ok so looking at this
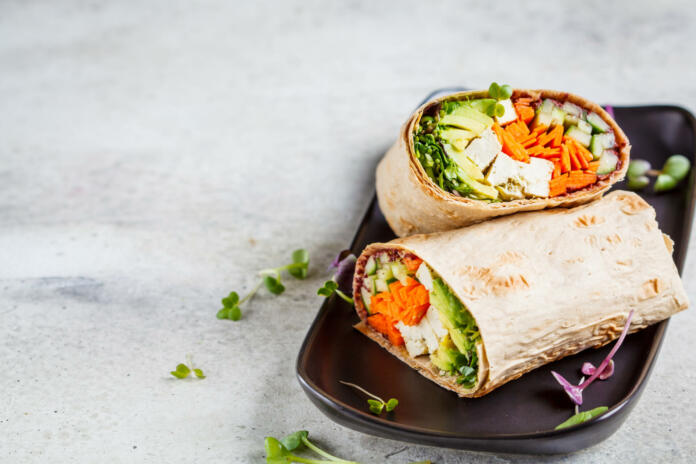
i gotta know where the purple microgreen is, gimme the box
[581,360,614,380]
[551,310,634,405]
[603,105,615,119]
[329,249,353,270]
[334,254,357,293]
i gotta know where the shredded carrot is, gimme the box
[370,277,430,330]
[549,174,568,197]
[568,144,582,170]
[566,170,597,191]
[551,125,563,148]
[573,140,594,162]
[588,160,600,172]
[494,124,529,162]
[367,313,404,346]
[560,145,571,173]
[515,105,535,124]
[552,162,561,178]
[403,256,423,272]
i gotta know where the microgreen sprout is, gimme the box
[488,81,513,117]
[264,430,430,464]
[170,354,205,379]
[217,248,309,321]
[626,155,691,193]
[318,250,356,304]
[551,310,634,405]
[555,406,608,430]
[340,381,399,415]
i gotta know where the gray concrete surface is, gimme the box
[1,0,695,462]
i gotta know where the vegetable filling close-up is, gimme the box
[359,252,481,389]
[413,84,621,201]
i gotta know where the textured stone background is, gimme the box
[1,0,695,462]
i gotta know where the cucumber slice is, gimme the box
[565,126,592,147]
[375,277,388,293]
[564,114,580,128]
[361,287,372,312]
[562,101,583,118]
[376,266,393,283]
[532,111,554,128]
[365,256,377,276]
[364,275,376,295]
[586,112,610,133]
[577,119,593,134]
[390,262,409,286]
[590,133,616,160]
[550,107,566,126]
[539,99,555,114]
[597,150,618,175]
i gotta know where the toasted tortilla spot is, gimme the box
[574,214,605,228]
[640,278,664,300]
[618,192,650,215]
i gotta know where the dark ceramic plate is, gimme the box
[296,89,696,454]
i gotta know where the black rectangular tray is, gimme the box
[296,89,696,455]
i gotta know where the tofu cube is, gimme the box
[495,99,518,125]
[462,128,502,171]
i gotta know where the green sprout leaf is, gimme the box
[367,399,384,415]
[488,82,500,99]
[662,154,691,182]
[193,368,205,379]
[385,398,399,412]
[263,275,285,295]
[221,291,239,308]
[280,430,308,452]
[628,159,651,178]
[555,406,608,430]
[654,173,677,192]
[317,280,338,297]
[170,363,191,379]
[494,102,505,117]
[499,84,512,100]
[264,436,289,461]
[288,249,310,279]
[627,175,650,191]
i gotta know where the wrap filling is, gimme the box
[359,252,480,389]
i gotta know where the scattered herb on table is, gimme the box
[264,430,429,464]
[217,248,309,321]
[340,381,399,415]
[551,310,634,405]
[555,406,609,430]
[318,250,356,304]
[170,354,205,379]
[626,155,691,192]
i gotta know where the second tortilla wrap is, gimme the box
[352,191,688,397]
[377,89,630,237]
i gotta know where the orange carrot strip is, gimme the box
[560,145,571,173]
[573,140,594,162]
[403,256,423,272]
[568,144,582,170]
[549,174,568,197]
[588,160,600,172]
[553,162,561,178]
[551,125,563,148]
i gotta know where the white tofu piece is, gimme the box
[519,157,554,197]
[495,99,518,125]
[485,152,525,200]
[415,262,433,292]
[425,305,448,340]
[462,128,501,171]
[395,306,447,357]
[395,321,428,357]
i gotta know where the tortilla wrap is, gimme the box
[352,191,688,397]
[377,89,631,237]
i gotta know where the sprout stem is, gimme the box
[339,381,385,404]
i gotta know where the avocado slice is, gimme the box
[430,335,460,372]
[449,105,494,127]
[430,277,480,356]
[454,167,498,200]
[439,113,488,136]
[439,128,476,151]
